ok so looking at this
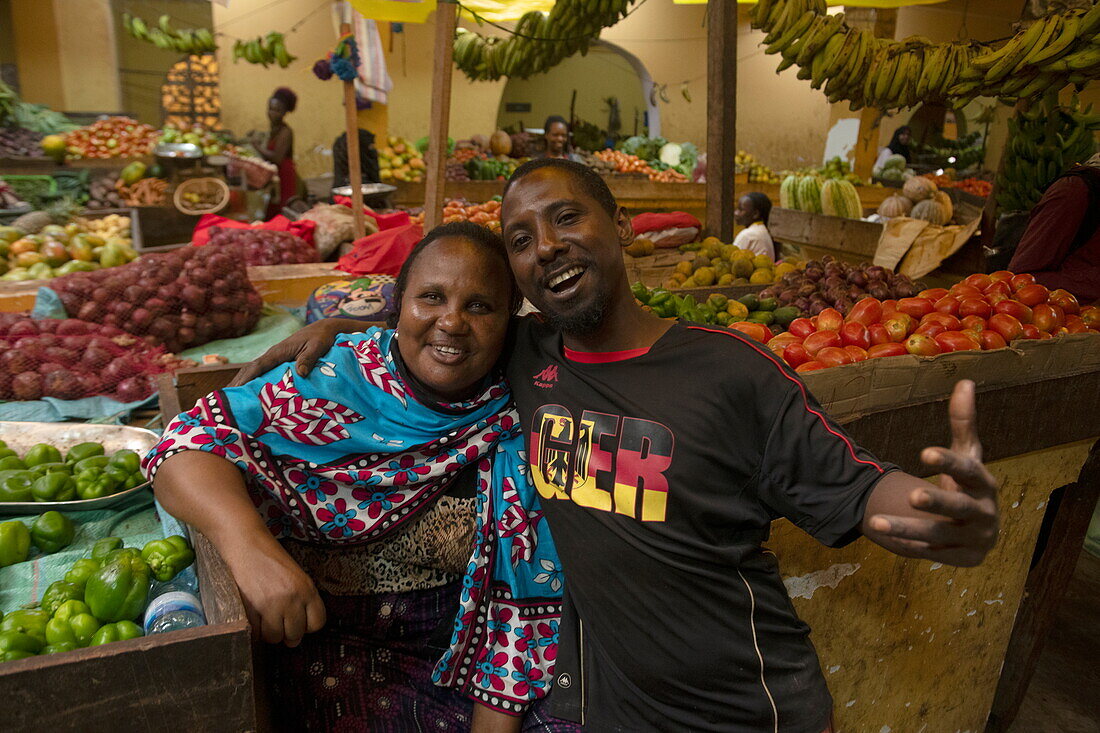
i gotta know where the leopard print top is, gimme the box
[282,495,476,595]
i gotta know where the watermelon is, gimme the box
[821,179,863,219]
[798,176,823,214]
[779,175,800,210]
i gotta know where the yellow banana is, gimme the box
[985,17,1049,82]
[811,33,845,89]
[796,12,844,67]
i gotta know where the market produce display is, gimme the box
[874,178,962,225]
[0,127,42,159]
[379,136,426,183]
[0,531,196,661]
[63,117,158,159]
[0,211,137,282]
[0,440,145,503]
[995,92,1100,212]
[233,32,296,68]
[661,238,798,289]
[921,173,993,199]
[751,0,1100,110]
[0,314,193,402]
[0,181,30,211]
[122,13,217,54]
[780,174,863,218]
[205,227,318,266]
[115,177,169,207]
[635,284,800,334]
[0,82,77,136]
[46,244,263,354]
[158,123,234,157]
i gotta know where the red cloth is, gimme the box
[630,211,702,234]
[1009,175,1100,303]
[333,196,411,231]
[191,214,317,247]
[337,222,424,277]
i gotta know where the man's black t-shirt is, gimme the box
[505,318,897,732]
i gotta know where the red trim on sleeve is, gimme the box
[563,345,652,363]
[686,325,884,473]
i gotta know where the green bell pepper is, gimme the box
[41,642,77,654]
[32,473,77,502]
[0,609,50,645]
[64,558,101,589]
[631,281,651,303]
[90,537,122,561]
[0,630,42,659]
[75,470,117,500]
[104,547,142,564]
[45,612,100,647]
[53,599,93,621]
[29,462,71,478]
[141,535,196,582]
[85,556,150,622]
[65,442,105,464]
[40,580,84,615]
[105,463,132,487]
[0,471,34,502]
[88,620,143,646]
[0,455,25,471]
[124,470,145,490]
[23,443,62,468]
[31,511,76,554]
[0,520,30,567]
[108,449,141,475]
[73,455,110,473]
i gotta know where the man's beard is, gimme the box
[542,287,612,336]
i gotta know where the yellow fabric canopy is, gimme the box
[674,0,948,5]
[348,0,437,23]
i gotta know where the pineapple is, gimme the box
[10,197,80,234]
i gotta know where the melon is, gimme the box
[882,153,908,171]
[798,176,823,214]
[932,190,953,222]
[902,176,937,203]
[489,130,512,156]
[877,193,913,218]
[821,179,863,219]
[470,133,490,151]
[910,198,950,226]
[779,175,800,210]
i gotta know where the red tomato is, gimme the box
[816,307,844,332]
[767,333,802,356]
[933,296,961,316]
[979,330,1007,350]
[905,333,942,356]
[993,299,1033,324]
[919,288,949,301]
[845,298,882,326]
[1032,304,1064,332]
[880,299,898,316]
[1038,331,1053,340]
[987,291,1009,307]
[1016,283,1050,307]
[844,345,869,362]
[935,331,981,352]
[1065,316,1088,334]
[958,298,992,319]
[883,316,913,342]
[802,330,843,355]
[914,322,947,338]
[949,284,985,300]
[816,346,854,367]
[1081,306,1100,329]
[787,318,816,339]
[867,323,891,346]
[783,343,812,368]
[1048,289,1080,315]
[920,312,962,330]
[960,314,987,332]
[963,273,992,291]
[983,280,1012,299]
[987,313,1024,342]
[1010,273,1037,291]
[730,322,772,342]
[795,361,828,373]
[897,297,935,319]
[867,343,908,358]
[1021,324,1041,339]
[989,270,1014,283]
[839,322,870,349]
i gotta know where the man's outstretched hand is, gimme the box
[229,317,369,387]
[863,380,1000,567]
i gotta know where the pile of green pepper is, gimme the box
[0,533,196,662]
[0,440,145,504]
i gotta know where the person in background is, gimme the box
[333,128,382,189]
[1008,152,1100,303]
[733,192,776,260]
[256,87,299,216]
[539,116,584,163]
[874,125,913,170]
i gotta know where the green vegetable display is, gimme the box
[39,580,83,615]
[74,470,116,500]
[0,609,49,645]
[90,536,123,561]
[0,455,25,471]
[45,611,101,648]
[31,473,76,502]
[85,556,151,622]
[41,642,77,654]
[65,442,105,464]
[0,471,34,502]
[64,558,101,590]
[23,443,62,468]
[0,519,30,567]
[0,440,143,504]
[141,535,196,582]
[0,630,42,660]
[30,511,75,553]
[89,620,143,646]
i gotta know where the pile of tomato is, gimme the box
[64,117,159,159]
[441,198,501,231]
[727,271,1098,372]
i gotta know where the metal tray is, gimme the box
[331,183,397,197]
[0,421,159,514]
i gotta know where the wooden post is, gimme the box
[705,1,737,241]
[423,1,458,231]
[341,22,366,240]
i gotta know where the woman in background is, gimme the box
[874,125,913,170]
[257,87,299,216]
[539,116,584,163]
[733,192,775,260]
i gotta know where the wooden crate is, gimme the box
[769,208,884,263]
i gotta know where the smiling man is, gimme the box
[235,158,1000,732]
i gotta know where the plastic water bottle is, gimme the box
[144,577,206,635]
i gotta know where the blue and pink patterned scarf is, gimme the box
[143,328,562,714]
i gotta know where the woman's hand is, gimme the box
[229,317,371,386]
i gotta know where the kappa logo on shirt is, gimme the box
[533,364,559,389]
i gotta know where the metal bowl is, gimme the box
[154,142,203,160]
[332,183,397,197]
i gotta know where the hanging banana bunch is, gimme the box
[454,0,638,82]
[995,91,1100,212]
[122,13,217,54]
[233,32,297,69]
[750,0,1100,111]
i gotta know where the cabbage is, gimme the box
[676,142,699,177]
[618,135,666,161]
[659,142,682,168]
